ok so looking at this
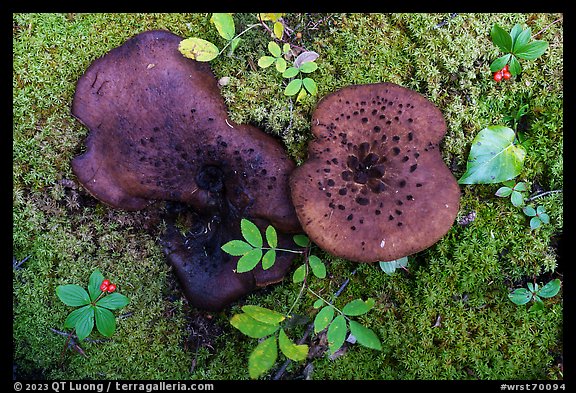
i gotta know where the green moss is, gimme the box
[14,13,562,380]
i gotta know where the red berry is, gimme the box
[100,283,109,292]
[107,284,117,293]
[503,64,509,72]
[493,72,503,82]
[503,71,511,80]
[102,279,110,287]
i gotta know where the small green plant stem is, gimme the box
[285,247,311,317]
[217,23,261,56]
[532,17,563,39]
[262,247,304,254]
[525,189,562,203]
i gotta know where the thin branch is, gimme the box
[532,17,562,39]
[525,189,562,202]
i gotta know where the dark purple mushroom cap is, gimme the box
[290,83,460,263]
[71,30,301,310]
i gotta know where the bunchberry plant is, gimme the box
[56,269,129,341]
[508,278,561,313]
[495,180,528,207]
[490,23,549,77]
[522,205,550,230]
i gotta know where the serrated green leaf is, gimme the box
[56,284,91,307]
[178,38,219,62]
[261,249,276,270]
[511,190,524,207]
[242,305,285,325]
[275,57,287,73]
[490,54,511,72]
[299,62,318,73]
[96,292,129,310]
[75,306,95,341]
[509,55,522,76]
[279,328,308,361]
[64,305,92,329]
[292,264,306,283]
[523,206,536,216]
[308,255,326,279]
[342,299,373,316]
[268,41,281,57]
[327,315,347,354]
[530,217,541,230]
[538,279,561,298]
[314,305,335,333]
[95,306,116,337]
[284,78,303,96]
[515,40,548,60]
[508,288,533,305]
[221,240,254,256]
[265,225,278,248]
[302,78,318,95]
[236,248,263,273]
[230,313,279,338]
[458,126,526,184]
[293,234,310,248]
[348,320,382,350]
[491,24,513,53]
[258,56,276,68]
[210,13,235,41]
[495,186,513,197]
[282,67,300,78]
[241,219,263,248]
[88,269,105,302]
[273,21,284,39]
[248,335,277,379]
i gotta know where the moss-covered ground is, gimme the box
[13,13,563,380]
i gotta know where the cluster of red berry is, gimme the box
[100,279,117,293]
[493,64,512,82]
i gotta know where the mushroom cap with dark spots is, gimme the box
[71,30,302,310]
[289,83,460,263]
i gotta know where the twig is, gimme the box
[273,268,357,380]
[525,189,562,202]
[532,17,562,39]
[13,255,30,270]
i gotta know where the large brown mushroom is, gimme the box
[289,83,460,263]
[71,30,302,310]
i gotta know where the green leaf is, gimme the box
[327,315,347,354]
[342,299,373,316]
[95,306,116,337]
[292,264,306,283]
[348,320,382,350]
[508,288,533,305]
[379,256,408,274]
[248,335,277,379]
[265,225,278,248]
[210,13,235,41]
[96,292,130,310]
[293,234,310,247]
[261,249,276,270]
[458,126,526,184]
[299,61,318,73]
[75,306,95,341]
[88,270,105,302]
[491,24,513,53]
[511,191,524,207]
[490,54,511,72]
[278,328,308,361]
[273,21,284,39]
[538,279,561,298]
[514,182,528,191]
[230,313,279,338]
[539,213,550,224]
[178,38,220,62]
[268,41,281,58]
[314,305,335,333]
[56,284,91,307]
[308,255,326,279]
[511,27,531,53]
[495,186,513,197]
[282,67,300,78]
[275,57,287,73]
[302,78,318,95]
[258,56,276,68]
[509,24,523,47]
[242,305,285,325]
[509,55,522,76]
[64,305,92,329]
[229,37,242,56]
[529,298,545,313]
[221,240,254,256]
[313,299,324,309]
[536,205,546,215]
[530,217,541,230]
[282,43,291,54]
[527,282,536,293]
[523,206,536,216]
[258,13,284,22]
[293,51,319,68]
[284,78,303,96]
[515,40,548,60]
[241,219,263,248]
[236,248,263,273]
